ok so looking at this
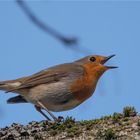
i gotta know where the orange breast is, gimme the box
[70,63,97,102]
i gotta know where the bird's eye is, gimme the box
[90,57,96,62]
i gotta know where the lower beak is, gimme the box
[101,55,118,69]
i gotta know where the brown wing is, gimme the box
[6,63,85,92]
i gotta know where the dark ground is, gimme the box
[0,106,140,140]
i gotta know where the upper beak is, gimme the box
[101,55,118,69]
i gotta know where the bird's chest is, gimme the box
[70,74,96,102]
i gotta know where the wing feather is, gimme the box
[6,63,85,93]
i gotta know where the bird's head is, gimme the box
[76,55,117,79]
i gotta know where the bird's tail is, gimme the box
[7,95,27,104]
[0,80,28,104]
[0,80,21,92]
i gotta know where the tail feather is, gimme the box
[0,80,21,92]
[7,95,28,104]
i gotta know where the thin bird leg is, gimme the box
[37,101,58,121]
[35,105,51,121]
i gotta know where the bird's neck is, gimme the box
[83,65,106,92]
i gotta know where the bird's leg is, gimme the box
[35,105,51,121]
[37,101,58,121]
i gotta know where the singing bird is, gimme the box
[0,55,117,121]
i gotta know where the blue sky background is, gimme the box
[0,1,140,127]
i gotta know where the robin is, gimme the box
[0,55,117,121]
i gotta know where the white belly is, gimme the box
[22,82,81,112]
[40,97,81,112]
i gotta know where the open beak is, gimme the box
[101,55,118,69]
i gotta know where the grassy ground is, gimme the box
[0,106,140,140]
